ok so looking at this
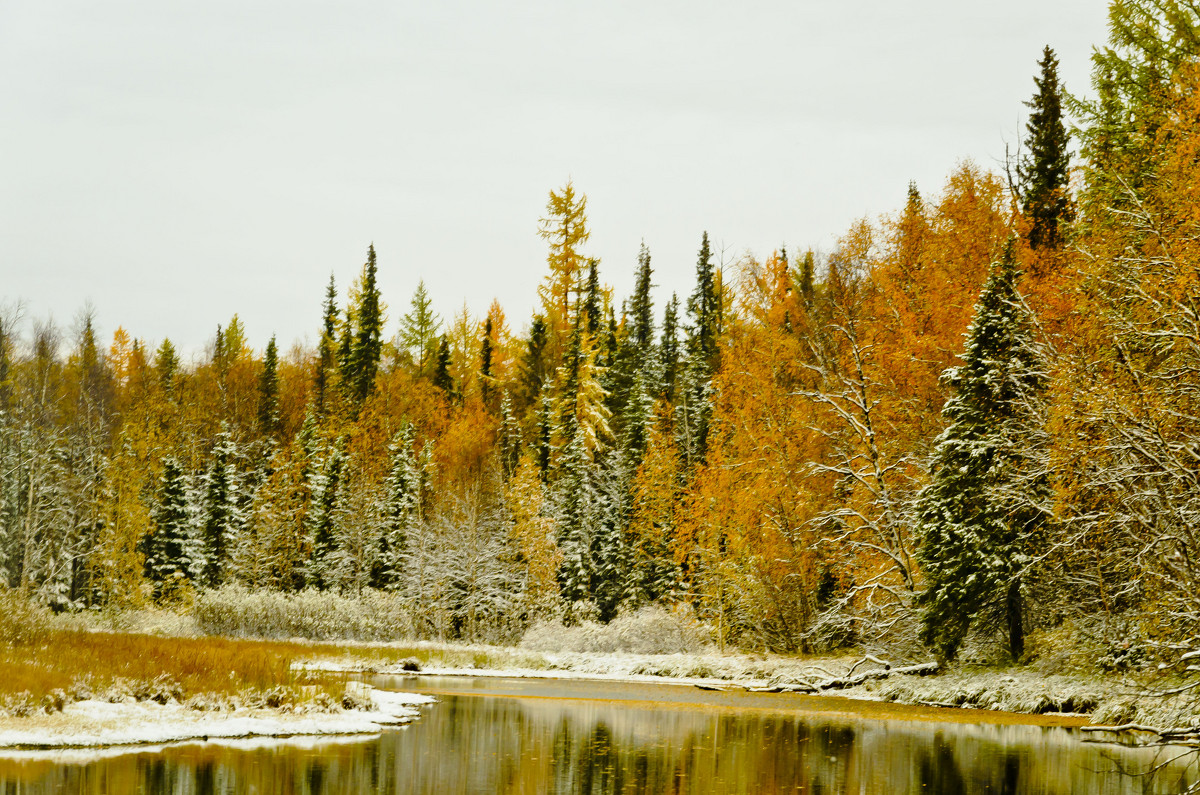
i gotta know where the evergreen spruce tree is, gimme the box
[915,240,1051,662]
[687,231,721,369]
[314,275,338,416]
[258,335,279,437]
[677,232,723,468]
[1018,46,1072,251]
[582,259,602,336]
[479,315,495,408]
[308,442,345,590]
[555,424,594,610]
[213,325,229,386]
[517,315,549,414]
[499,393,522,479]
[557,322,583,432]
[590,453,631,622]
[535,390,554,479]
[372,425,420,589]
[348,244,383,404]
[630,243,654,351]
[156,339,178,398]
[432,334,455,398]
[337,307,354,391]
[601,306,619,368]
[660,294,680,401]
[200,428,238,587]
[620,363,658,465]
[798,251,816,305]
[146,457,191,597]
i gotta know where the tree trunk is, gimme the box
[1006,579,1024,661]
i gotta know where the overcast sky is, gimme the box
[1,1,1108,357]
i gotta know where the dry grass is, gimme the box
[0,588,349,712]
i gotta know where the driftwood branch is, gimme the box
[1081,723,1200,743]
[747,658,938,694]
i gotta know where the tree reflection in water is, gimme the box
[0,687,1195,794]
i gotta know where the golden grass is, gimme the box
[0,589,350,707]
[0,588,545,710]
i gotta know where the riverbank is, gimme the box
[0,684,432,751]
[302,642,1199,731]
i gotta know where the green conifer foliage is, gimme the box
[480,315,495,407]
[156,338,178,398]
[660,294,680,401]
[258,336,280,437]
[499,393,522,479]
[308,442,345,590]
[432,334,455,398]
[349,244,383,404]
[555,425,594,610]
[583,259,602,336]
[535,390,554,479]
[517,315,549,415]
[146,457,191,598]
[372,425,420,589]
[1018,46,1072,250]
[687,231,721,368]
[798,250,816,305]
[201,428,238,587]
[314,275,338,416]
[213,325,228,384]
[630,243,655,351]
[915,241,1051,662]
[591,456,630,622]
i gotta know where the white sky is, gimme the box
[0,1,1109,357]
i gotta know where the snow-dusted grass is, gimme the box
[0,684,433,751]
[0,588,349,720]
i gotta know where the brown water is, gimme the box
[0,675,1195,794]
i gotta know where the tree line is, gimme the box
[1,1,1197,674]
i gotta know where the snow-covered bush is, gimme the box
[520,604,710,654]
[194,585,414,641]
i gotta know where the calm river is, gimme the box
[0,675,1195,794]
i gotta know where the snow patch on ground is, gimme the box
[0,686,434,753]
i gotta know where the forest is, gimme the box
[1,1,1197,683]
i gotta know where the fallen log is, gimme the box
[816,661,939,691]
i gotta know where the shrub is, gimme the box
[194,585,415,641]
[520,604,711,655]
[0,587,51,647]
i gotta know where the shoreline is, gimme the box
[0,685,432,753]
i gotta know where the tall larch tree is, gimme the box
[399,280,441,378]
[537,181,590,356]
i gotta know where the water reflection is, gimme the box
[0,677,1195,794]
